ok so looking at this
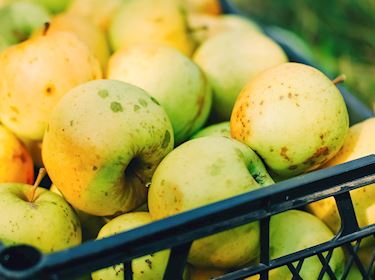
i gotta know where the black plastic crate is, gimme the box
[0,1,374,279]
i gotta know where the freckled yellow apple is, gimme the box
[194,31,287,121]
[43,13,110,70]
[42,79,174,216]
[231,63,349,180]
[0,180,81,252]
[0,124,34,184]
[109,0,194,56]
[307,118,375,243]
[107,44,212,144]
[0,31,102,141]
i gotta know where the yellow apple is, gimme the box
[0,124,33,184]
[109,0,194,56]
[43,13,110,70]
[307,118,375,238]
[0,31,102,141]
[194,31,287,121]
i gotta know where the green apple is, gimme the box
[231,63,349,180]
[194,31,288,121]
[0,124,34,184]
[246,210,345,279]
[42,79,174,216]
[109,0,194,56]
[0,31,102,142]
[188,13,261,45]
[107,44,212,144]
[307,118,375,247]
[149,136,274,269]
[191,121,230,139]
[92,212,171,280]
[50,185,106,241]
[0,173,81,252]
[0,1,50,46]
[67,0,123,31]
[43,13,110,70]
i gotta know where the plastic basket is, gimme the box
[0,1,374,279]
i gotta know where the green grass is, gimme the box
[232,0,375,111]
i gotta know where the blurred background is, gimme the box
[232,0,375,111]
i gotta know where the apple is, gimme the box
[50,185,106,241]
[0,1,50,46]
[191,121,230,139]
[149,136,274,269]
[231,62,349,180]
[107,44,212,144]
[0,124,34,184]
[194,31,287,121]
[109,0,194,56]
[92,212,171,280]
[181,0,221,15]
[0,31,102,142]
[42,13,110,70]
[42,79,174,216]
[0,169,81,252]
[307,118,375,242]
[67,0,123,31]
[188,13,261,45]
[246,210,345,279]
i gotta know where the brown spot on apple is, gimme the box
[280,147,291,161]
[44,84,55,96]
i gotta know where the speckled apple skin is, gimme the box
[231,63,349,179]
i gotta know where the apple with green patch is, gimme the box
[107,44,212,144]
[42,79,174,216]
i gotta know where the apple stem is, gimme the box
[332,74,346,85]
[43,22,50,36]
[28,168,46,202]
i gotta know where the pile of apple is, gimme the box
[0,0,374,279]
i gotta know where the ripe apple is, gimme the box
[42,79,174,216]
[0,170,81,252]
[92,212,171,280]
[149,136,275,268]
[0,31,102,141]
[181,0,221,15]
[42,13,110,70]
[246,210,345,279]
[109,0,194,56]
[194,31,287,121]
[231,62,349,180]
[307,118,375,243]
[191,122,230,139]
[50,185,106,241]
[0,1,50,46]
[67,0,123,31]
[107,44,212,144]
[0,124,34,184]
[188,13,261,45]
